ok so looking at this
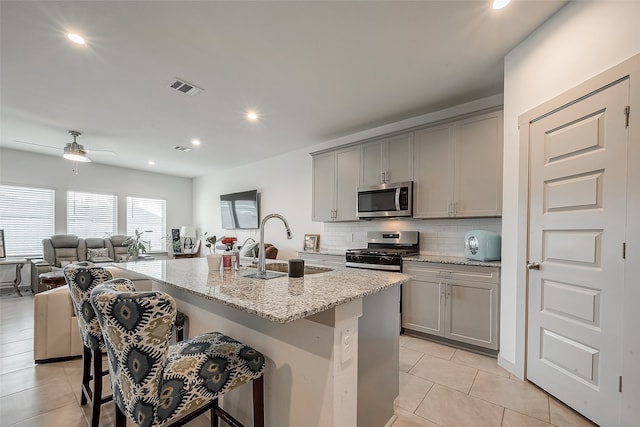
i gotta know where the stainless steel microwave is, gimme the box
[357,181,413,218]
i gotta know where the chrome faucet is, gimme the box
[257,213,293,277]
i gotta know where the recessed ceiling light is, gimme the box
[492,0,510,9]
[67,33,86,45]
[148,161,155,166]
[192,139,201,146]
[246,111,259,122]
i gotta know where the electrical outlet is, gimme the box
[341,328,353,363]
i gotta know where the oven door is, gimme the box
[357,181,413,218]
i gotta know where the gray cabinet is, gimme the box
[360,133,413,186]
[312,146,360,221]
[402,262,500,351]
[413,110,503,218]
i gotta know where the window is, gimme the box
[0,185,55,256]
[67,191,117,238]
[127,197,166,251]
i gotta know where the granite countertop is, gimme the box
[403,255,501,268]
[114,258,409,324]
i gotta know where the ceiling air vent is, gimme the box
[172,145,192,152]
[168,78,203,96]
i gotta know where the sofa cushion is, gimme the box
[50,234,79,248]
[55,247,80,266]
[87,247,111,262]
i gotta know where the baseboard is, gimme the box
[497,354,522,379]
[384,414,398,427]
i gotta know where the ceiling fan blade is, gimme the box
[86,148,117,155]
[12,140,62,151]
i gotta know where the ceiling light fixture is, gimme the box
[192,139,201,146]
[247,111,258,122]
[492,0,510,9]
[64,130,91,163]
[67,33,86,45]
[148,161,156,165]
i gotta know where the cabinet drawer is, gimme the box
[298,252,345,268]
[405,262,499,285]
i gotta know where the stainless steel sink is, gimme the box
[243,263,333,279]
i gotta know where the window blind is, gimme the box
[126,197,166,251]
[67,191,117,238]
[0,185,55,256]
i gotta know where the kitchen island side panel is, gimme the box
[154,281,398,427]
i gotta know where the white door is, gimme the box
[527,78,629,426]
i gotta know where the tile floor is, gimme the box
[0,292,597,427]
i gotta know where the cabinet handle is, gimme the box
[453,202,457,216]
[527,262,541,270]
[385,171,389,183]
[448,202,453,217]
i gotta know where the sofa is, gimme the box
[33,265,154,363]
[32,234,133,292]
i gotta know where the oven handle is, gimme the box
[345,262,402,272]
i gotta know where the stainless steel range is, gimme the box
[345,231,419,272]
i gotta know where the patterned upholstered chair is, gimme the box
[64,262,135,427]
[90,281,265,427]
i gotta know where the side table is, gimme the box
[38,270,67,293]
[0,258,27,296]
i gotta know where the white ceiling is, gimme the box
[0,0,567,178]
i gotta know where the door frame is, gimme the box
[516,53,640,424]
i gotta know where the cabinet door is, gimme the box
[454,111,503,217]
[444,279,499,350]
[334,146,360,221]
[385,133,413,184]
[312,152,335,221]
[402,278,444,336]
[298,252,345,267]
[413,124,454,218]
[361,141,384,186]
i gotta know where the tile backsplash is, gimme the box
[321,217,502,257]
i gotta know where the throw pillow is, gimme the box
[87,247,109,261]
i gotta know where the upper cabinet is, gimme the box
[360,133,413,186]
[312,145,361,222]
[414,110,503,218]
[311,108,503,222]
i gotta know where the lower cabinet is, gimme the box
[402,262,500,351]
[297,252,345,268]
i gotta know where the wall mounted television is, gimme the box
[220,190,259,229]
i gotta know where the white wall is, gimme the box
[0,148,192,242]
[193,148,323,260]
[501,0,640,377]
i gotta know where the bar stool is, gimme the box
[90,280,265,427]
[64,263,134,427]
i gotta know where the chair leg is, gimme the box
[91,348,103,427]
[80,345,92,405]
[115,403,126,427]
[211,399,218,427]
[252,376,264,427]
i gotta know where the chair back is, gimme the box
[91,284,176,425]
[64,262,114,350]
[43,234,84,267]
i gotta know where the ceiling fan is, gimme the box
[12,130,117,162]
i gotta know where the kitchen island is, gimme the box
[114,258,410,427]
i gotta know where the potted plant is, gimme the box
[203,232,217,254]
[123,229,149,259]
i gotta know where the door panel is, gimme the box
[527,78,629,426]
